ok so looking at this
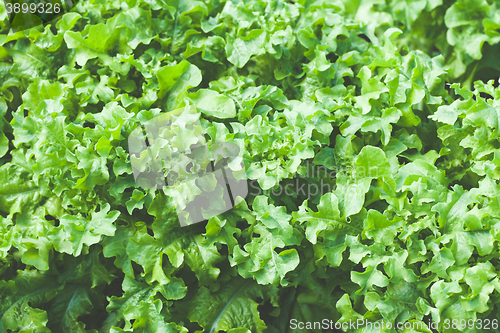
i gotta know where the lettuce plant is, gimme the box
[1,0,500,332]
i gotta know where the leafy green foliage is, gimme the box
[2,0,500,332]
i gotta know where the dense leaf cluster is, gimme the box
[2,0,500,332]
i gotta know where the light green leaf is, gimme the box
[188,89,236,119]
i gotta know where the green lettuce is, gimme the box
[2,0,500,332]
